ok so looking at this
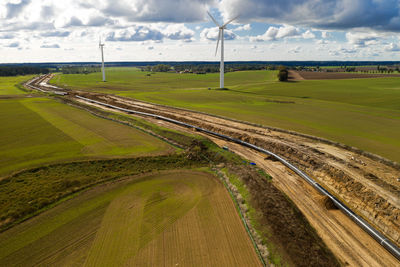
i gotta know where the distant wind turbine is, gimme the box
[99,38,106,82]
[207,11,238,89]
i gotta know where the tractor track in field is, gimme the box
[27,74,400,266]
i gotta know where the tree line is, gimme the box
[0,66,49,77]
[141,63,268,73]
[61,66,100,74]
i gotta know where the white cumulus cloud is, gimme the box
[106,24,194,42]
[233,24,251,31]
[219,0,400,32]
[346,32,380,47]
[385,42,400,52]
[200,27,236,41]
[250,25,301,41]
[302,30,315,39]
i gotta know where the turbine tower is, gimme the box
[207,12,238,89]
[99,38,106,82]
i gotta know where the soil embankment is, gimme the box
[25,75,400,265]
[74,91,400,266]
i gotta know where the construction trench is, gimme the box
[26,74,400,266]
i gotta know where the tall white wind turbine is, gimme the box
[99,38,106,82]
[207,12,238,89]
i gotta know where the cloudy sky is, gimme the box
[1,0,400,63]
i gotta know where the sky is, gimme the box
[1,0,400,63]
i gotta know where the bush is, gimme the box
[277,69,289,82]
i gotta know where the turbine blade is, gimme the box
[222,15,239,28]
[215,29,221,56]
[207,11,221,27]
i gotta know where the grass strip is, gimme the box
[0,154,207,232]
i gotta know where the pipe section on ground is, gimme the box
[71,95,400,261]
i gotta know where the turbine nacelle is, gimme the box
[99,37,105,48]
[207,12,238,56]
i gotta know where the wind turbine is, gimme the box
[207,11,238,89]
[99,38,106,82]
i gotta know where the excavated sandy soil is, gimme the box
[28,76,400,265]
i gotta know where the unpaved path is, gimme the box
[137,115,400,266]
[76,92,399,265]
[29,75,400,265]
[210,139,398,266]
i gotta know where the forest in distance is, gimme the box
[0,66,49,77]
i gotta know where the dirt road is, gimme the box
[132,113,399,266]
[211,139,398,266]
[73,92,399,265]
[29,75,400,265]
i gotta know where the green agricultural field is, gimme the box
[52,68,400,162]
[0,75,34,95]
[0,171,261,266]
[0,96,173,176]
[50,67,277,92]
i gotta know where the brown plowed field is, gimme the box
[290,70,400,80]
[74,91,400,266]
